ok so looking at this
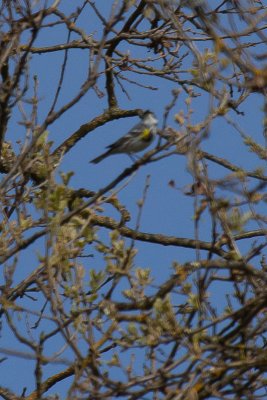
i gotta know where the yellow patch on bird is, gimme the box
[141,128,151,140]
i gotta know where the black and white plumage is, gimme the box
[90,110,158,164]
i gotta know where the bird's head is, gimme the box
[141,110,158,125]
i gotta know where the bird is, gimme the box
[90,110,158,164]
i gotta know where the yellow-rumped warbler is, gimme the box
[90,110,158,164]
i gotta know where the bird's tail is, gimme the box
[90,149,113,164]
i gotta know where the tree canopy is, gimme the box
[0,1,267,399]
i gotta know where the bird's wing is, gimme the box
[107,121,143,150]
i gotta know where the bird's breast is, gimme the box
[142,128,153,141]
